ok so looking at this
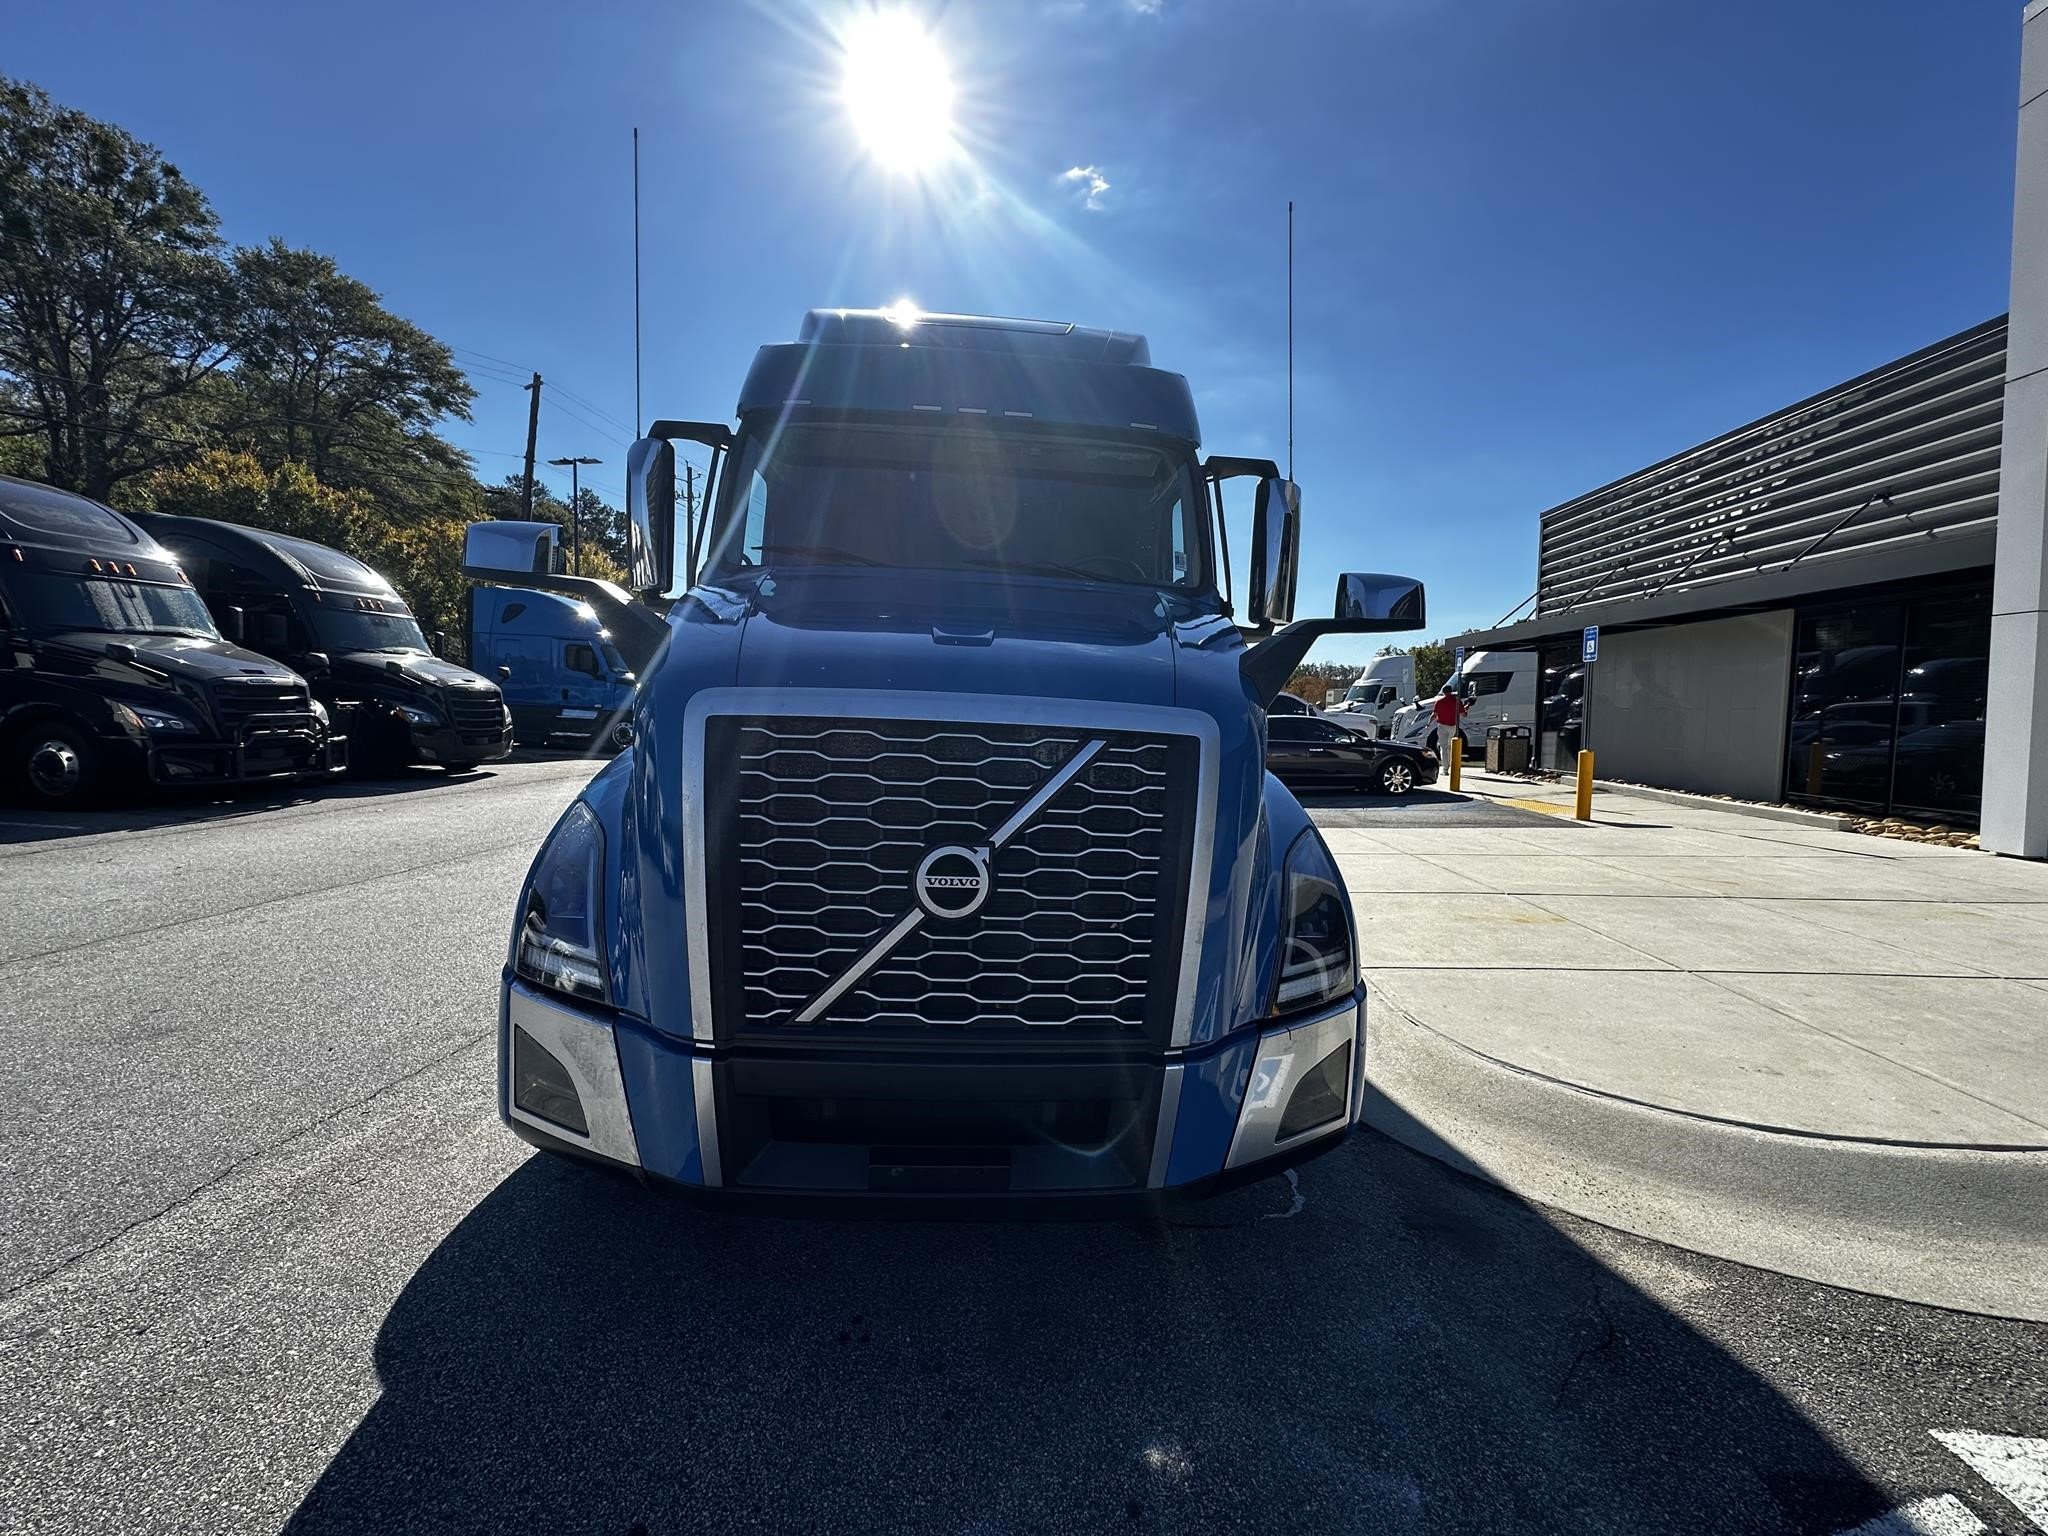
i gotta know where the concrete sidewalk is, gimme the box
[1337,769,2048,1320]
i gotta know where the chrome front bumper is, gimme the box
[501,980,1362,1199]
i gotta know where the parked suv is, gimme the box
[0,476,342,806]
[134,514,512,773]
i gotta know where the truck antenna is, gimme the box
[633,126,643,437]
[1286,198,1294,483]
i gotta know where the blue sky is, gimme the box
[7,0,2025,656]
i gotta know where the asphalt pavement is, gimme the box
[1,761,2044,1535]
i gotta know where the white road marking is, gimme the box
[1934,1431,2048,1530]
[1833,1494,1986,1536]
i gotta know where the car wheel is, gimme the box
[1378,759,1417,796]
[8,721,104,807]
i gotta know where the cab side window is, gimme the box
[1467,671,1513,697]
[563,642,602,678]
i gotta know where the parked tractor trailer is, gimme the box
[464,308,1425,1208]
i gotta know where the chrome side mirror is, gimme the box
[1333,573,1426,628]
[1247,478,1300,627]
[626,436,677,596]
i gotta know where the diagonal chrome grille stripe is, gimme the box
[792,736,1108,1026]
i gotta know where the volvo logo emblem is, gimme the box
[913,844,992,919]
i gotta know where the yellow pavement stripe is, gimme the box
[1498,798,1577,817]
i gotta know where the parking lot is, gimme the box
[2,757,2043,1535]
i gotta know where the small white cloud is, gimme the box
[1059,164,1112,211]
[1128,0,1163,12]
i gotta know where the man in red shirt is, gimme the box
[1431,684,1467,763]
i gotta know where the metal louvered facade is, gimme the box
[1535,317,2005,617]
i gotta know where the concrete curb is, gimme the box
[1361,1000,2048,1322]
[1590,780,1858,830]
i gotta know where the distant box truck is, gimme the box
[470,585,635,747]
[0,476,342,806]
[136,514,513,774]
[462,308,1425,1208]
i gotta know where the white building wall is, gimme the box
[1983,0,2048,858]
[1586,612,1794,802]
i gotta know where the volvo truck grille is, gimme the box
[706,716,1197,1047]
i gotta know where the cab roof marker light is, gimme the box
[958,406,987,414]
[1004,410,1034,418]
[912,403,942,412]
[784,398,810,406]
[1130,422,1158,430]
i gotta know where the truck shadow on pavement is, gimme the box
[285,1130,1894,1536]
[0,768,504,846]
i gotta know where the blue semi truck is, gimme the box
[469,585,635,747]
[464,308,1424,1207]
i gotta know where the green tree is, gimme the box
[130,449,477,650]
[0,77,237,499]
[1409,640,1454,697]
[224,239,474,496]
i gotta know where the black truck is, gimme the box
[0,475,343,807]
[134,514,513,774]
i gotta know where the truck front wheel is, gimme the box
[7,721,105,807]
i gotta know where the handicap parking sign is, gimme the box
[1582,626,1599,663]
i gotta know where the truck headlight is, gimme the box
[112,702,198,734]
[393,702,441,726]
[1272,829,1356,1013]
[309,698,330,727]
[514,801,607,1003]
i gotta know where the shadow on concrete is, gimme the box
[285,1131,1893,1535]
[0,766,507,846]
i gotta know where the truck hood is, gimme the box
[44,631,302,686]
[333,650,500,693]
[728,570,1182,704]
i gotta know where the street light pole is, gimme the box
[546,455,603,575]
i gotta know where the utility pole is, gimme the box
[548,455,603,574]
[682,461,697,581]
[520,373,543,518]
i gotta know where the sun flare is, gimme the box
[840,11,956,174]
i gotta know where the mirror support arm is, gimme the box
[462,563,670,674]
[1241,616,1423,709]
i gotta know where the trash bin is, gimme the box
[1487,724,1533,774]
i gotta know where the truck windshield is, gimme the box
[311,606,430,654]
[706,420,1207,590]
[6,570,219,639]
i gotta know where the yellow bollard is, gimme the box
[1575,749,1595,821]
[1449,734,1462,791]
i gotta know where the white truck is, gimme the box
[1332,652,1416,738]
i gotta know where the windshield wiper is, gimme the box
[757,541,884,567]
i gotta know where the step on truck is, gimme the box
[464,308,1424,1208]
[0,475,344,807]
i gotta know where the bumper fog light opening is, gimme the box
[1277,1040,1351,1143]
[512,1023,589,1137]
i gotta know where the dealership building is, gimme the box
[1451,1,2048,859]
